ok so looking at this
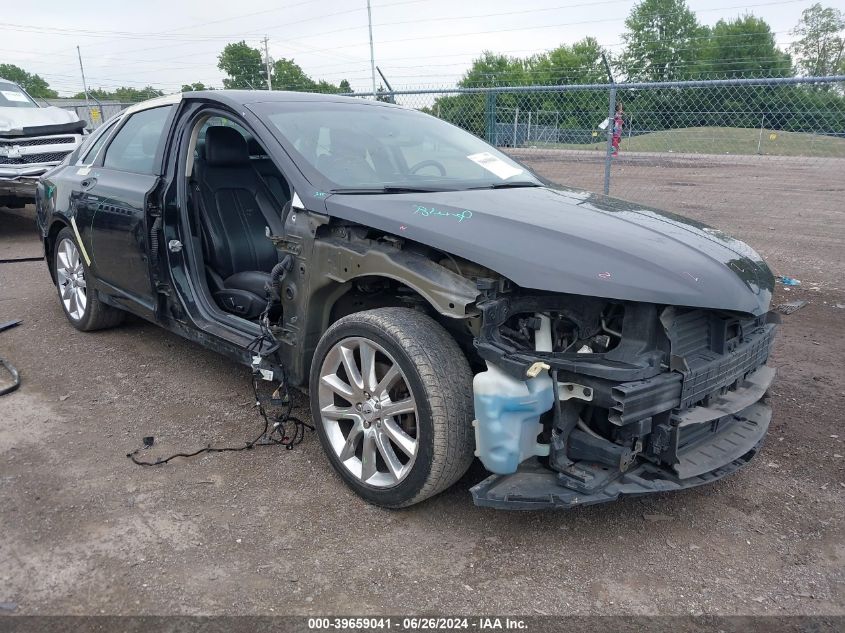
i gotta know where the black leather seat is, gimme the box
[195,126,285,319]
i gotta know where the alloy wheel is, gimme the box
[56,237,87,321]
[317,336,419,488]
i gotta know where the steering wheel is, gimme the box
[409,159,447,176]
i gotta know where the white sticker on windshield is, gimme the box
[1,90,29,103]
[467,151,524,180]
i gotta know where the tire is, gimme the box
[310,307,475,507]
[53,227,124,331]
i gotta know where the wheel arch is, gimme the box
[45,217,71,283]
[300,271,478,387]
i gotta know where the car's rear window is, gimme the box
[103,105,173,174]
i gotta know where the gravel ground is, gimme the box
[1,182,843,617]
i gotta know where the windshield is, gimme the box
[0,81,38,108]
[252,101,541,192]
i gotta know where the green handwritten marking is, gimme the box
[314,191,327,198]
[413,205,473,223]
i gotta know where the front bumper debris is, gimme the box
[0,169,46,198]
[471,400,771,510]
[1,131,82,199]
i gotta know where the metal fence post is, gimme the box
[527,111,532,143]
[512,107,519,147]
[485,91,497,145]
[603,86,617,195]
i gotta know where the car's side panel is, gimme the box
[79,169,159,313]
[60,104,178,318]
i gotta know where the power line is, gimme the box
[270,0,810,56]
[278,0,643,45]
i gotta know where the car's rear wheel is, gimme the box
[53,227,124,331]
[310,308,474,507]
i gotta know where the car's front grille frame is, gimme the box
[679,326,775,409]
[0,136,75,147]
[0,150,72,165]
[610,309,776,424]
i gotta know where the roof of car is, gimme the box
[121,89,402,117]
[124,92,183,114]
[186,89,401,109]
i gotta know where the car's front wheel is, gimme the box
[53,227,124,331]
[310,308,474,507]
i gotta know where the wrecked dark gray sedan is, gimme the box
[35,91,777,509]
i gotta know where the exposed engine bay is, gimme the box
[469,289,777,508]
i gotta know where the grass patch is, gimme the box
[534,126,845,158]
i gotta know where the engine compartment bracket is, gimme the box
[557,382,594,402]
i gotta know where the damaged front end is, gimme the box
[469,290,778,509]
[1,103,85,203]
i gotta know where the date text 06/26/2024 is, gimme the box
[307,617,528,630]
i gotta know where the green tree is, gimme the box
[271,58,346,93]
[0,63,57,98]
[532,38,608,85]
[217,42,348,93]
[218,41,265,89]
[375,85,392,102]
[314,80,342,94]
[458,51,528,88]
[73,86,163,102]
[181,82,212,92]
[697,15,792,78]
[272,57,317,91]
[618,0,705,81]
[428,52,529,138]
[339,79,352,93]
[790,3,845,76]
[432,45,609,140]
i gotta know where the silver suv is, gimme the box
[1,78,85,208]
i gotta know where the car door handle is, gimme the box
[80,178,97,189]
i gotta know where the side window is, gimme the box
[103,106,173,174]
[78,118,120,165]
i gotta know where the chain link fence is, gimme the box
[361,76,845,230]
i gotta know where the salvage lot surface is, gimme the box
[1,159,844,616]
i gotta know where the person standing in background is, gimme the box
[612,102,624,157]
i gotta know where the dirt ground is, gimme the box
[1,156,844,617]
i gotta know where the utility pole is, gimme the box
[76,46,94,128]
[376,66,394,103]
[601,53,616,196]
[366,0,377,97]
[263,36,272,91]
